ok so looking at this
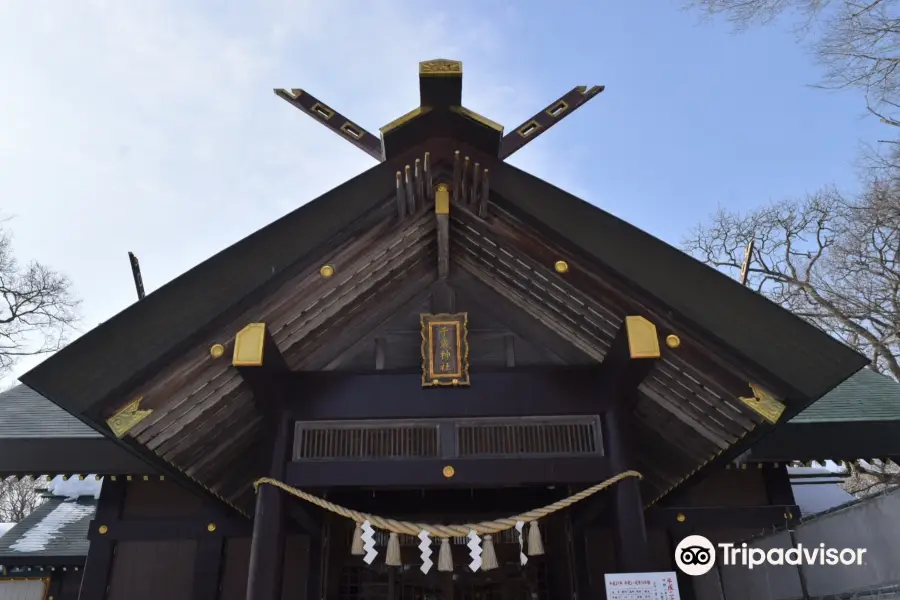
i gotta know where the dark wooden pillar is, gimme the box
[307,530,324,600]
[597,316,661,576]
[604,405,649,573]
[246,412,291,600]
[568,515,594,600]
[46,572,63,600]
[193,535,225,600]
[79,478,126,600]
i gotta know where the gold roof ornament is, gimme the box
[419,59,462,77]
[739,383,786,424]
[106,397,153,439]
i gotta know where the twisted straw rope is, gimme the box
[254,469,641,538]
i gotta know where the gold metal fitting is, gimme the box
[210,344,225,359]
[665,334,681,349]
[98,525,108,535]
[320,264,335,278]
[442,465,455,479]
[554,260,569,274]
[676,513,686,523]
[207,523,217,532]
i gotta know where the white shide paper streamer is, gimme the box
[418,530,433,573]
[467,530,483,572]
[361,520,377,565]
[515,521,528,566]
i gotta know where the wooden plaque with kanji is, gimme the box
[420,312,470,387]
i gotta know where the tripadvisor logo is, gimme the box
[675,535,717,576]
[675,535,868,576]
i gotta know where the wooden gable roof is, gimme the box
[20,60,867,515]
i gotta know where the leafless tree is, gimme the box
[0,220,79,375]
[684,184,900,379]
[685,0,900,123]
[0,476,46,523]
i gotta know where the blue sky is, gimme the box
[0,0,883,379]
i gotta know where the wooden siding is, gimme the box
[676,468,770,507]
[57,572,82,600]
[121,479,206,518]
[106,541,197,600]
[219,536,309,600]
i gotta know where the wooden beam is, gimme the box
[79,479,126,600]
[87,516,254,541]
[452,150,461,205]
[395,171,407,219]
[325,486,564,517]
[286,456,611,488]
[0,438,155,476]
[436,183,450,279]
[287,369,613,421]
[647,505,799,529]
[477,168,490,218]
[431,280,455,313]
[461,156,470,204]
[404,164,416,214]
[233,322,288,406]
[470,162,481,207]
[0,556,85,568]
[498,85,604,160]
[600,315,661,396]
[750,421,900,462]
[274,89,382,161]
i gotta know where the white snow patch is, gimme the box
[47,475,102,499]
[9,501,94,552]
[0,523,15,536]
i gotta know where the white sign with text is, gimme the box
[604,572,681,600]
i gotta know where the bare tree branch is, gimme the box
[683,187,900,380]
[0,220,79,376]
[0,477,46,522]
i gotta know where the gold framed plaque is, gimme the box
[421,312,470,387]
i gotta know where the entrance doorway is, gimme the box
[336,557,549,600]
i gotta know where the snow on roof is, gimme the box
[9,500,95,553]
[46,475,102,500]
[0,524,14,536]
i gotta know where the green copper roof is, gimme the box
[791,369,900,423]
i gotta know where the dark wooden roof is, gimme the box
[21,157,865,410]
[0,386,153,477]
[19,62,867,513]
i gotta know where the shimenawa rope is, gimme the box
[253,469,642,537]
